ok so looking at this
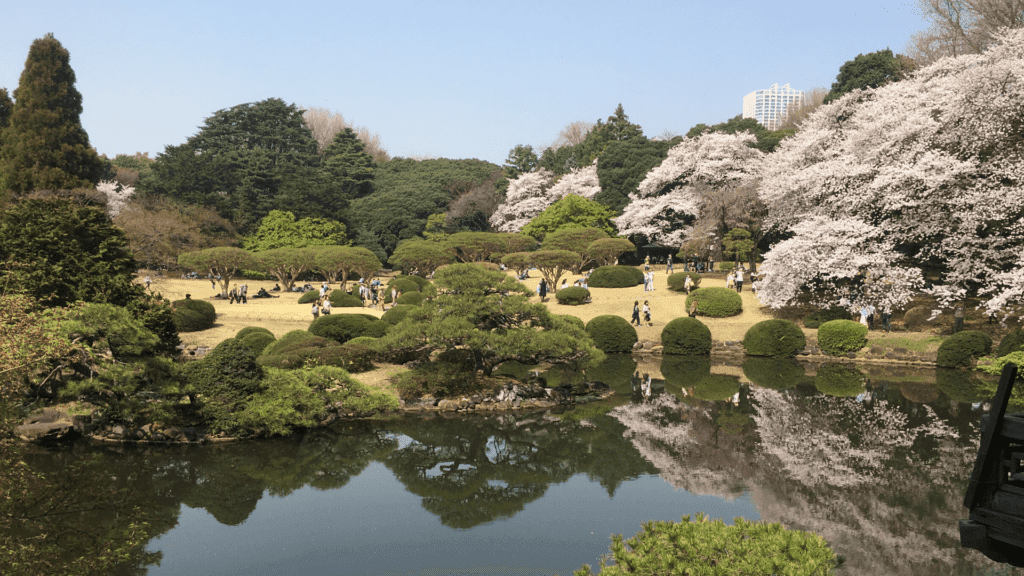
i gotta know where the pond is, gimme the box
[23,356,1024,575]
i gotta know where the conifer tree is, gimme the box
[0,88,12,130]
[0,34,104,197]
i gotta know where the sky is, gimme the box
[0,1,928,166]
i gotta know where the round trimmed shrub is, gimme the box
[685,288,742,318]
[555,286,590,305]
[308,314,388,344]
[239,331,276,356]
[661,355,712,389]
[661,317,712,355]
[260,329,321,358]
[397,291,426,306]
[936,330,993,368]
[329,291,365,307]
[381,304,419,325]
[347,336,378,346]
[743,319,806,358]
[742,357,805,390]
[183,338,265,433]
[298,290,320,304]
[395,275,430,290]
[236,326,273,340]
[667,272,702,292]
[172,307,209,332]
[557,314,585,330]
[903,306,931,330]
[814,363,865,397]
[996,329,1024,358]
[817,319,868,356]
[588,266,644,288]
[585,315,638,353]
[172,298,216,331]
[692,374,741,402]
[386,277,422,295]
[803,305,852,329]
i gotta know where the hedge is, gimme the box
[556,286,591,305]
[685,288,742,318]
[936,330,993,368]
[588,266,644,288]
[298,290,320,304]
[661,317,712,355]
[260,329,319,358]
[329,291,365,307]
[396,291,426,306]
[308,314,388,345]
[743,319,806,357]
[996,329,1024,358]
[817,320,868,356]
[171,298,216,332]
[386,277,423,294]
[236,326,273,340]
[667,272,702,292]
[585,315,638,353]
[238,331,276,356]
[381,304,419,325]
[742,357,805,390]
[814,363,865,397]
[803,306,852,329]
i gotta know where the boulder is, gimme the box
[15,408,78,442]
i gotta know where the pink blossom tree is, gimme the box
[489,162,601,234]
[756,29,1024,315]
[615,132,764,250]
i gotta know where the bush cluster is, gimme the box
[381,304,418,325]
[396,291,426,305]
[183,338,265,433]
[587,266,644,288]
[585,315,638,353]
[556,286,591,305]
[239,331,276,356]
[572,514,838,576]
[816,319,868,356]
[298,290,320,304]
[660,317,712,355]
[171,298,216,332]
[803,305,852,329]
[743,319,806,358]
[236,326,273,340]
[936,330,993,368]
[815,363,866,397]
[685,288,742,318]
[667,272,702,292]
[392,358,484,401]
[308,314,388,345]
[742,357,805,390]
[328,291,364,307]
[386,277,423,295]
[996,329,1024,358]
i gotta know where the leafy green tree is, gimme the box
[0,88,12,130]
[242,209,348,252]
[595,139,676,213]
[142,98,320,233]
[252,247,317,291]
[824,49,911,104]
[375,263,602,376]
[446,231,505,263]
[388,239,453,277]
[542,228,609,273]
[0,34,104,199]
[521,195,616,241]
[722,228,755,262]
[586,237,635,267]
[178,247,257,296]
[313,246,382,288]
[685,115,785,154]
[498,232,537,254]
[526,249,579,288]
[322,127,375,199]
[0,196,138,308]
[503,144,539,179]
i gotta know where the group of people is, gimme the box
[227,283,248,304]
[725,267,746,293]
[631,300,652,326]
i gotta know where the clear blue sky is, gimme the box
[0,1,927,165]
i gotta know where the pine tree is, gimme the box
[0,88,12,130]
[322,127,375,199]
[0,34,104,197]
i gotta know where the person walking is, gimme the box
[538,278,548,302]
[726,271,735,290]
[144,275,152,289]
[239,282,248,304]
[228,284,238,304]
[735,267,744,293]
[684,274,694,294]
[311,301,320,319]
[321,297,332,315]
[631,300,641,326]
[666,254,673,274]
[642,300,651,326]
[954,304,965,334]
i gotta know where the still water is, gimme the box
[30,356,1024,575]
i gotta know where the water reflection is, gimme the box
[18,356,1021,576]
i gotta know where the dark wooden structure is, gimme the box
[960,363,1024,567]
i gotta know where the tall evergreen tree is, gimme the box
[0,88,12,130]
[0,34,104,198]
[322,127,375,200]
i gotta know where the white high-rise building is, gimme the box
[742,83,804,130]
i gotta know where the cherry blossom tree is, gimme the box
[756,29,1024,316]
[489,169,554,233]
[548,160,600,201]
[97,180,134,218]
[615,132,764,249]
